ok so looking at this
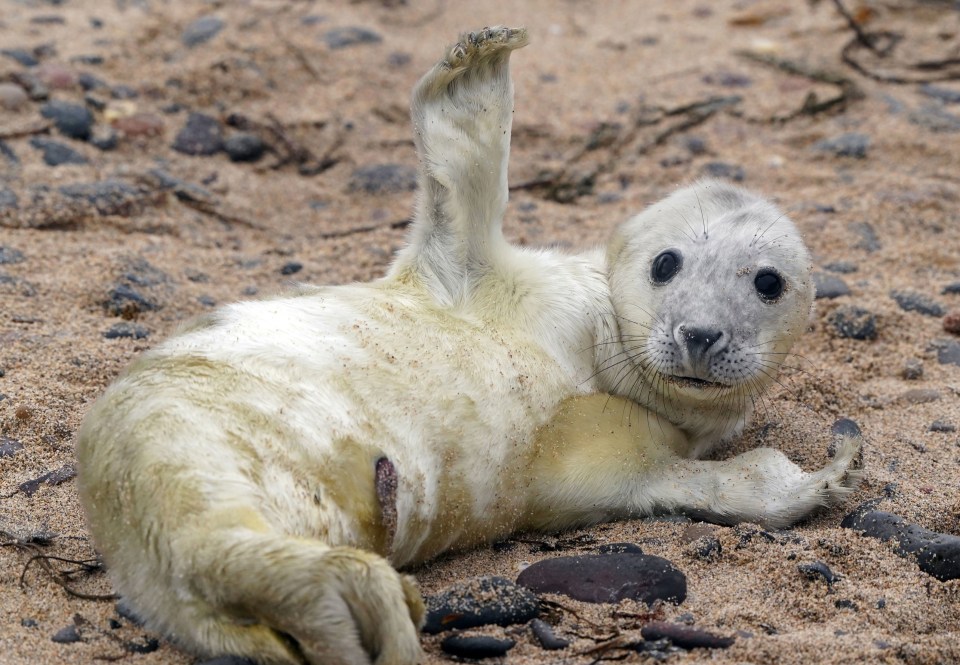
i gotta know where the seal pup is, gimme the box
[77,27,862,665]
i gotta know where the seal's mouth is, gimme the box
[665,374,727,390]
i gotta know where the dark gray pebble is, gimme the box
[1,48,39,66]
[440,635,515,660]
[0,188,19,211]
[123,637,159,654]
[0,437,24,458]
[224,133,266,162]
[198,295,216,307]
[172,113,224,156]
[938,340,960,366]
[829,305,877,340]
[60,180,144,216]
[929,420,956,433]
[0,140,18,166]
[920,84,960,104]
[814,272,850,299]
[78,72,107,91]
[849,221,881,252]
[40,100,95,140]
[902,359,923,380]
[21,618,38,628]
[835,599,858,610]
[797,561,839,586]
[683,136,708,155]
[841,505,960,581]
[516,553,687,605]
[83,93,107,110]
[51,624,82,644]
[115,600,146,626]
[909,105,960,133]
[182,16,226,47]
[943,282,960,295]
[700,161,744,182]
[19,465,77,496]
[29,137,88,166]
[597,542,644,555]
[348,163,417,195]
[830,418,862,439]
[103,322,149,340]
[422,576,538,634]
[640,621,735,649]
[322,26,383,49]
[530,618,569,650]
[890,290,945,317]
[814,133,870,159]
[10,71,49,101]
[824,261,858,274]
[111,85,139,100]
[280,261,303,276]
[90,126,119,151]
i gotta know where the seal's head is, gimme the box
[606,180,814,410]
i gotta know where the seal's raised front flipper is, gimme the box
[391,27,529,306]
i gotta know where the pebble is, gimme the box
[40,100,95,140]
[943,311,960,335]
[29,137,88,166]
[909,105,960,133]
[51,624,82,644]
[19,465,77,496]
[929,420,956,433]
[172,113,224,156]
[280,261,302,276]
[422,576,538,634]
[90,126,119,151]
[105,284,160,317]
[943,282,960,295]
[0,83,29,111]
[516,553,687,605]
[348,163,417,194]
[223,132,266,162]
[34,62,79,90]
[441,634,515,660]
[111,85,139,100]
[841,505,960,581]
[814,133,870,158]
[10,71,49,101]
[322,26,383,49]
[681,524,721,559]
[813,272,850,299]
[901,359,923,380]
[640,621,735,649]
[0,140,17,166]
[829,305,877,340]
[78,72,107,91]
[830,417,861,439]
[529,618,569,650]
[898,388,940,404]
[112,113,165,138]
[824,261,858,274]
[21,618,38,628]
[890,290,945,317]
[700,161,745,182]
[835,599,858,610]
[0,188,19,211]
[1,48,39,67]
[59,180,145,216]
[182,16,226,47]
[797,561,839,587]
[920,84,960,104]
[103,322,149,339]
[849,221,881,252]
[0,437,24,458]
[938,340,960,366]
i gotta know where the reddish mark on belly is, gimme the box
[375,456,398,550]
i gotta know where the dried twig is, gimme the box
[1,531,117,601]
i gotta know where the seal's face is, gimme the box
[608,180,814,405]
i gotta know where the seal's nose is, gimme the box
[681,326,724,360]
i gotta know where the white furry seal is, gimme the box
[77,27,862,665]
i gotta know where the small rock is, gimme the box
[890,290,945,317]
[40,100,95,140]
[901,359,923,381]
[440,635,515,660]
[103,322,149,339]
[829,305,877,340]
[909,105,960,133]
[898,389,940,404]
[640,621,735,649]
[814,133,870,159]
[123,637,160,654]
[516,553,687,605]
[348,163,417,194]
[0,140,18,166]
[105,284,160,317]
[684,136,708,155]
[841,506,960,581]
[224,133,266,162]
[19,465,77,496]
[51,624,82,644]
[182,16,226,47]
[21,618,38,628]
[322,26,383,49]
[34,63,78,90]
[597,542,643,555]
[700,161,744,182]
[943,311,960,335]
[28,137,88,166]
[0,188,19,211]
[78,72,107,91]
[530,618,569,650]
[814,272,850,299]
[280,261,303,276]
[0,247,24,265]
[830,418,861,439]
[111,85,139,100]
[0,437,24,458]
[0,83,29,111]
[172,113,223,156]
[198,295,216,307]
[422,576,538,634]
[943,282,960,295]
[112,113,165,138]
[824,261,858,274]
[920,84,960,104]
[10,71,49,101]
[929,420,956,433]
[938,340,960,366]
[797,561,839,587]
[60,180,145,216]
[90,126,119,151]
[835,599,858,610]
[1,48,39,67]
[849,222,881,252]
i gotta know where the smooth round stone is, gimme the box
[0,83,29,111]
[422,576,538,634]
[34,63,78,90]
[182,16,225,47]
[440,635,515,660]
[516,553,687,605]
[40,100,94,140]
[224,132,266,162]
[172,113,223,156]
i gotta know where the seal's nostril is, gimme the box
[683,327,724,358]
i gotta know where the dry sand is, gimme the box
[1,1,959,664]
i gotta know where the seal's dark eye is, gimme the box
[755,269,784,301]
[651,250,682,284]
